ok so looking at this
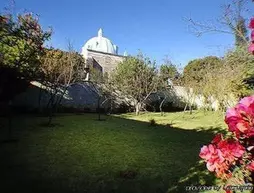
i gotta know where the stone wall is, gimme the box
[172,86,237,110]
[12,81,238,113]
[12,82,130,113]
[12,82,102,112]
[86,49,125,74]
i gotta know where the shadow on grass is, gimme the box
[0,113,223,193]
[0,139,19,145]
[38,122,64,128]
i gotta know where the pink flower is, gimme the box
[249,18,254,29]
[225,96,254,138]
[220,141,245,162]
[206,156,220,171]
[200,135,245,179]
[249,46,254,55]
[239,96,254,108]
[217,139,244,162]
[205,149,224,172]
[225,107,242,134]
[230,143,245,158]
[199,144,216,161]
[251,30,254,42]
[200,95,254,180]
[212,134,223,144]
[249,42,254,54]
[247,161,254,171]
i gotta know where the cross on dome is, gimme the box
[81,28,120,56]
[98,28,103,37]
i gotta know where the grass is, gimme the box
[0,111,227,193]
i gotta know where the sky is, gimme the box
[1,0,253,68]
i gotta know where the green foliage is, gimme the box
[39,47,85,125]
[111,52,160,114]
[190,47,254,110]
[182,50,254,111]
[235,16,248,48]
[0,12,51,102]
[183,56,222,89]
[159,58,179,83]
[222,47,254,98]
[89,65,104,84]
[41,48,85,84]
[182,56,223,111]
[0,13,51,78]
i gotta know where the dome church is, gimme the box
[81,28,118,57]
[81,28,127,80]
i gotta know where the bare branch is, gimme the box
[186,0,249,45]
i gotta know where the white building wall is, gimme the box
[171,86,237,110]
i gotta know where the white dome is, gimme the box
[81,28,118,57]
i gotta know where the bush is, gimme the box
[145,100,184,112]
[111,102,133,114]
[149,118,156,126]
[83,107,91,113]
[96,108,105,113]
[199,95,254,185]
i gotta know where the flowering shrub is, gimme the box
[249,18,254,54]
[200,134,245,179]
[200,17,254,189]
[200,96,254,182]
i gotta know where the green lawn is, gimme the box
[0,111,227,193]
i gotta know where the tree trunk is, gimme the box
[8,101,12,139]
[38,85,43,114]
[135,102,141,116]
[97,96,101,121]
[47,93,56,126]
[109,98,113,114]
[159,97,166,116]
[47,101,53,126]
[47,90,57,126]
[48,111,53,126]
[55,86,68,114]
[189,103,193,115]
[184,103,188,112]
[46,93,54,112]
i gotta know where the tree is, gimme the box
[187,0,249,48]
[181,56,223,113]
[111,52,160,115]
[193,47,254,111]
[0,13,51,78]
[235,16,248,48]
[183,56,223,91]
[201,63,244,111]
[0,12,51,103]
[221,46,254,99]
[40,44,85,125]
[88,66,112,120]
[199,14,254,191]
[159,56,179,84]
[156,57,180,115]
[0,10,51,140]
